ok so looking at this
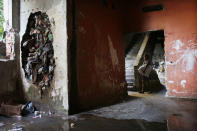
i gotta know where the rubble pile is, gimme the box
[21,12,55,95]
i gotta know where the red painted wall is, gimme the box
[123,0,197,98]
[75,0,127,110]
[73,0,197,112]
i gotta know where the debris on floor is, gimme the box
[21,11,55,97]
[0,94,196,131]
[70,122,75,128]
[21,101,36,116]
[0,103,22,117]
[0,101,36,117]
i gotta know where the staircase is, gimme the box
[125,33,146,90]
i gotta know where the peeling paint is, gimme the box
[188,40,194,43]
[168,81,174,84]
[169,51,175,55]
[181,80,186,88]
[172,89,187,94]
[188,39,197,48]
[167,40,197,72]
[172,40,184,51]
[182,49,196,71]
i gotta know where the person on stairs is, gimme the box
[138,54,153,93]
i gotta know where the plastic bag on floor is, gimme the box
[21,101,37,116]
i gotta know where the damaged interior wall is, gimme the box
[21,12,55,98]
[20,0,68,110]
[73,0,127,112]
[122,0,197,98]
[16,0,197,113]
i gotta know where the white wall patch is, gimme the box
[168,81,174,84]
[173,40,184,51]
[181,80,186,88]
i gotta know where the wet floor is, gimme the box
[0,91,196,131]
[0,114,168,131]
[0,114,68,131]
[0,113,195,131]
[69,114,167,131]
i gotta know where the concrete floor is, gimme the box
[0,90,196,131]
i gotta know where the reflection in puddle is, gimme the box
[168,113,196,131]
[0,114,168,131]
[0,113,196,131]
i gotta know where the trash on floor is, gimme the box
[21,101,37,116]
[0,101,36,117]
[0,103,22,117]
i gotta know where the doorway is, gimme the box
[125,30,165,93]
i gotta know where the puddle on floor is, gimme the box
[0,112,196,131]
[0,114,168,131]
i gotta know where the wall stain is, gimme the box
[107,35,119,70]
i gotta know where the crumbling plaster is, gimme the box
[20,0,68,110]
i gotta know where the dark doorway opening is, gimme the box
[125,30,165,94]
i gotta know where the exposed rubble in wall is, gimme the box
[21,11,55,98]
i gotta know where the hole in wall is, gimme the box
[21,11,55,97]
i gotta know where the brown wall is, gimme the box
[75,0,127,111]
[0,61,19,102]
[123,0,197,98]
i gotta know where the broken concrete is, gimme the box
[20,0,68,111]
[21,11,55,99]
